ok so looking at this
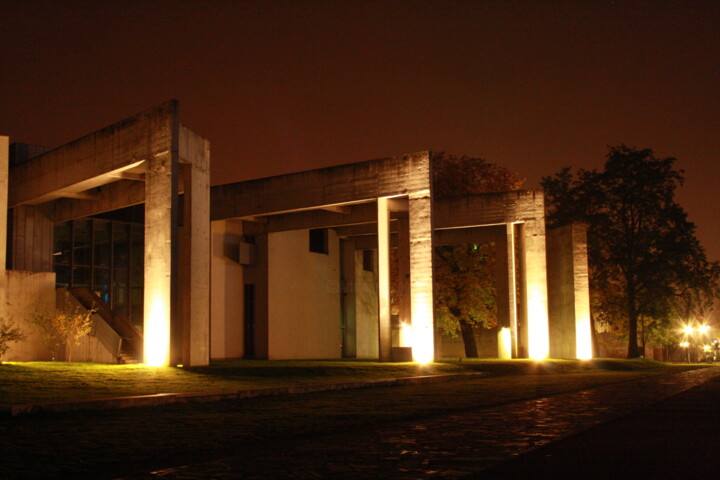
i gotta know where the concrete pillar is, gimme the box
[143,149,178,366]
[408,189,435,364]
[506,223,518,357]
[377,197,392,361]
[0,137,7,321]
[571,224,592,359]
[179,142,210,366]
[519,220,550,360]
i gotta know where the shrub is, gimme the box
[0,317,26,363]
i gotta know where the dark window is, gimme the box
[362,250,374,272]
[309,228,328,254]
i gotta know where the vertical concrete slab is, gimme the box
[547,223,593,360]
[143,102,179,366]
[506,223,518,357]
[144,149,176,366]
[407,152,434,364]
[571,223,592,359]
[179,128,211,367]
[10,205,53,272]
[0,137,7,321]
[377,197,392,361]
[519,219,550,360]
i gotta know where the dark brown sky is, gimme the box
[1,0,718,260]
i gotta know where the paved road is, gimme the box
[115,367,720,479]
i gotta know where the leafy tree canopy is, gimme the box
[433,152,525,198]
[542,145,720,358]
[435,243,497,358]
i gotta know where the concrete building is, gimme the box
[0,102,592,366]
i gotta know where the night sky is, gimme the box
[1,0,718,261]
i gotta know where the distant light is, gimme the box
[683,326,694,335]
[699,325,710,335]
[680,341,690,348]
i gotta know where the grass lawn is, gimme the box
[0,357,698,405]
[0,358,711,479]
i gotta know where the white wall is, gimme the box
[355,250,379,358]
[268,229,341,359]
[210,220,244,359]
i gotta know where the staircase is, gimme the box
[67,287,143,364]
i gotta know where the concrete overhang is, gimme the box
[17,160,146,206]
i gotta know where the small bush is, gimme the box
[32,292,93,362]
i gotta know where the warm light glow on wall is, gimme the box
[527,296,549,360]
[498,327,512,359]
[144,293,170,366]
[575,314,593,360]
[399,322,411,347]
[412,325,434,364]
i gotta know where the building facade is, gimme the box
[1,102,592,365]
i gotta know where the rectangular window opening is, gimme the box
[309,228,329,254]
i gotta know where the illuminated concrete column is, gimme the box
[144,149,178,366]
[408,189,435,364]
[179,131,210,367]
[377,197,392,361]
[506,223,518,357]
[0,137,7,320]
[519,220,550,360]
[572,224,593,359]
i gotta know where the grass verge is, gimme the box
[0,359,711,479]
[0,357,697,405]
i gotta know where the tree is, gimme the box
[32,293,94,362]
[542,145,720,358]
[434,243,497,357]
[431,152,525,356]
[432,152,525,198]
[0,317,26,364]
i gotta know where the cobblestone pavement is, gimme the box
[116,368,720,480]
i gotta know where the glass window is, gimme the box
[72,267,91,287]
[93,220,111,267]
[93,268,111,304]
[113,223,130,268]
[53,221,71,265]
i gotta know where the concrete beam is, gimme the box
[9,101,176,207]
[211,151,431,221]
[434,191,545,229]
